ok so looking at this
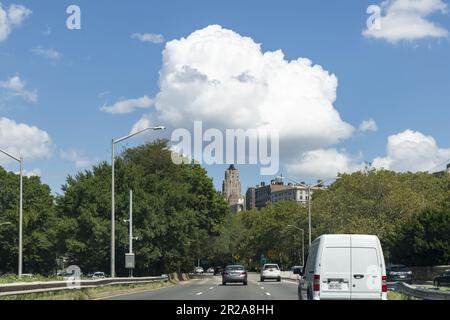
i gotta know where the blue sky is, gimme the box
[1,0,450,194]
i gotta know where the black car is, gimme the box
[214,266,224,276]
[386,264,413,284]
[433,269,450,287]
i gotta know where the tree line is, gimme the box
[227,169,450,269]
[0,140,230,276]
[1,141,449,276]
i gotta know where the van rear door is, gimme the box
[350,244,382,300]
[320,246,351,300]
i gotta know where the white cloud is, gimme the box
[0,117,52,162]
[130,114,153,134]
[363,0,449,43]
[131,33,165,43]
[60,149,92,168]
[135,25,354,158]
[373,129,450,172]
[286,149,364,178]
[31,46,62,61]
[359,118,378,132]
[0,75,38,103]
[0,2,31,42]
[101,96,153,114]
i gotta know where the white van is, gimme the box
[298,235,387,300]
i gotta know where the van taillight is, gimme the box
[313,275,320,292]
[382,275,387,293]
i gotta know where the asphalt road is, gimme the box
[105,273,299,300]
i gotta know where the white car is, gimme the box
[260,264,281,282]
[194,267,204,274]
[92,272,106,279]
[298,234,387,300]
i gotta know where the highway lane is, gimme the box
[105,273,299,300]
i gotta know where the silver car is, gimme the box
[222,265,248,286]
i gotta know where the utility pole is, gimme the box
[129,189,133,278]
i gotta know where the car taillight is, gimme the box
[313,275,320,292]
[382,275,388,293]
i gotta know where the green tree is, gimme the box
[55,140,230,276]
[389,209,450,266]
[0,167,57,275]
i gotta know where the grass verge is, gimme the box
[0,281,174,300]
[388,291,417,300]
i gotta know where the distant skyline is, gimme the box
[1,0,450,194]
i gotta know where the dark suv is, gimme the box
[214,266,224,276]
[433,270,450,287]
[386,264,413,284]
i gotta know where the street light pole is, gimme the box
[307,177,340,246]
[19,157,23,278]
[287,225,304,267]
[0,149,23,278]
[308,185,312,247]
[281,176,340,246]
[111,126,165,278]
[129,189,133,255]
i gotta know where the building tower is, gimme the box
[222,165,245,212]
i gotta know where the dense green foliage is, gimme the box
[0,167,57,275]
[55,140,230,276]
[389,209,450,266]
[229,170,450,268]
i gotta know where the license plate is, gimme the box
[329,282,342,290]
[400,275,406,278]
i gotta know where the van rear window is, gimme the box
[321,247,350,274]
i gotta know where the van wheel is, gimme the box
[277,277,281,282]
[307,288,313,300]
[243,281,248,286]
[222,282,226,286]
[260,277,264,282]
[298,287,304,300]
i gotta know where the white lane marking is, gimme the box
[260,287,265,290]
[266,292,271,296]
[209,287,214,290]
[196,292,203,296]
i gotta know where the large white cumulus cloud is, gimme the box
[373,130,450,172]
[142,25,353,152]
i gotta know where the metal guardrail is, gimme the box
[0,275,169,297]
[393,282,450,300]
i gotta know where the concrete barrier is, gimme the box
[394,282,450,300]
[0,276,169,297]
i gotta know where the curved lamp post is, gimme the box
[110,126,165,278]
[282,176,341,246]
